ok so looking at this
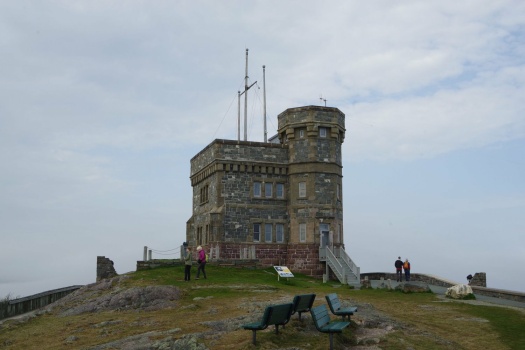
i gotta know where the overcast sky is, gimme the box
[1,1,524,298]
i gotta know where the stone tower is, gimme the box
[187,105,358,284]
[276,106,346,276]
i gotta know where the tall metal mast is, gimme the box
[237,49,256,142]
[244,49,248,141]
[263,65,267,142]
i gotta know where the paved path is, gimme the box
[369,280,525,310]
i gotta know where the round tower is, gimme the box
[277,106,346,276]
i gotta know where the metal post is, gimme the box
[244,48,248,141]
[263,65,267,142]
[237,91,241,142]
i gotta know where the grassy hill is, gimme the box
[1,265,524,349]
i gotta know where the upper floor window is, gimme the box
[265,224,273,242]
[253,224,261,242]
[200,184,209,204]
[299,129,305,138]
[319,127,327,138]
[299,182,306,198]
[265,182,273,198]
[253,181,261,197]
[337,183,341,201]
[276,224,284,243]
[276,183,284,198]
[299,223,306,242]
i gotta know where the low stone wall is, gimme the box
[361,272,525,303]
[470,285,525,303]
[136,259,184,271]
[0,286,82,320]
[136,258,261,271]
[361,272,459,288]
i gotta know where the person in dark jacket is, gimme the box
[184,247,192,281]
[395,257,403,282]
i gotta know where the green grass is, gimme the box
[1,264,524,350]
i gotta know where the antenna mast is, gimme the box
[263,65,267,142]
[237,48,256,141]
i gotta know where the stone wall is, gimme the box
[136,259,184,271]
[470,272,486,287]
[96,256,118,281]
[361,272,525,303]
[0,286,82,320]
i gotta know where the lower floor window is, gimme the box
[276,224,284,243]
[253,224,261,242]
[265,224,272,242]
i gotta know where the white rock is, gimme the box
[446,284,473,299]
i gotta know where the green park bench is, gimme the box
[242,302,294,345]
[325,293,358,321]
[310,304,350,350]
[291,293,316,320]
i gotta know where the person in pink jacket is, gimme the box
[196,246,207,279]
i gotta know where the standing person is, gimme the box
[394,256,403,282]
[184,247,192,281]
[196,246,207,280]
[403,259,411,282]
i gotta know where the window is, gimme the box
[299,182,306,198]
[276,183,284,198]
[265,224,272,242]
[299,223,306,242]
[319,127,327,138]
[197,226,202,245]
[253,224,261,242]
[253,181,261,197]
[265,182,273,198]
[200,184,209,204]
[276,224,284,243]
[337,183,341,200]
[299,129,305,138]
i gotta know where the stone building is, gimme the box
[186,105,359,286]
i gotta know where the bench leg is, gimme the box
[329,333,334,350]
[252,330,257,345]
[275,324,279,334]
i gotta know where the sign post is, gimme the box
[273,266,294,281]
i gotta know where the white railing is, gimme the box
[320,246,360,286]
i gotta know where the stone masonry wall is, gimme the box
[97,256,118,281]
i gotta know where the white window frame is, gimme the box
[253,181,261,197]
[299,129,305,138]
[319,127,327,138]
[299,182,306,198]
[265,224,273,242]
[265,182,273,198]
[299,223,306,242]
[253,224,261,242]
